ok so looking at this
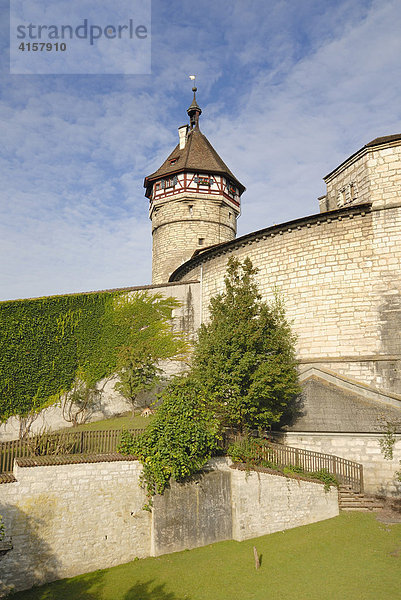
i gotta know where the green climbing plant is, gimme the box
[0,290,187,428]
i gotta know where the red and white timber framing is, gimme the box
[149,172,241,212]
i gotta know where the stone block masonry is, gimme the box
[177,203,401,396]
[323,137,401,212]
[152,195,237,284]
[0,456,338,594]
[0,458,150,594]
[230,467,338,542]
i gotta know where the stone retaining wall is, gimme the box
[0,456,338,595]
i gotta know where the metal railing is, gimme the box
[0,428,145,474]
[246,441,364,492]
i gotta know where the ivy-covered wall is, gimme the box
[0,291,127,421]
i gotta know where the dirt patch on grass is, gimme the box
[375,498,401,524]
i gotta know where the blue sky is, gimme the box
[1,0,401,301]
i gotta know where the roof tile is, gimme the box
[144,129,245,194]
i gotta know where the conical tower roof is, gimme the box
[144,88,245,197]
[144,128,245,196]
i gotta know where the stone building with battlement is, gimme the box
[1,90,401,494]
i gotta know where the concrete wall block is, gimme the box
[231,469,338,542]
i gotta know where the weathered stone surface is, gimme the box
[151,192,238,284]
[152,469,232,555]
[231,468,338,541]
[289,373,401,433]
[0,460,150,594]
[0,458,338,594]
[179,204,401,401]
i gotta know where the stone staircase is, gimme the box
[338,485,384,512]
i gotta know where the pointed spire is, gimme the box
[187,76,202,130]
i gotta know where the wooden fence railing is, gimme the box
[0,429,145,474]
[252,441,364,492]
[1,429,364,492]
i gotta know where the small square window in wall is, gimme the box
[165,176,178,188]
[198,238,205,245]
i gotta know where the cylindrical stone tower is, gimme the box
[144,88,245,284]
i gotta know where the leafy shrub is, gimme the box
[119,377,220,507]
[228,436,266,463]
[309,468,338,491]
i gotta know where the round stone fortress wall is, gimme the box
[152,195,236,284]
[171,202,401,397]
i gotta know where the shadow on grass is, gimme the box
[12,570,105,600]
[13,576,191,600]
[123,580,191,600]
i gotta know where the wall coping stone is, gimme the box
[300,355,401,363]
[1,280,200,304]
[300,366,401,409]
[15,452,138,468]
[274,431,401,439]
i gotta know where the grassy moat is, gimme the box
[13,513,401,600]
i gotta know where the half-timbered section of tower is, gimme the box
[144,87,245,284]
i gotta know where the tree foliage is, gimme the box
[191,257,300,431]
[121,258,300,502]
[113,293,188,413]
[119,377,219,506]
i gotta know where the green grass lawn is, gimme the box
[13,513,401,600]
[58,412,153,432]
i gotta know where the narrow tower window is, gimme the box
[198,238,204,245]
[188,205,193,215]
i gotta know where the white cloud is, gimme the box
[1,0,400,300]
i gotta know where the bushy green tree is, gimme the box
[119,258,300,503]
[191,257,300,432]
[113,293,188,413]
